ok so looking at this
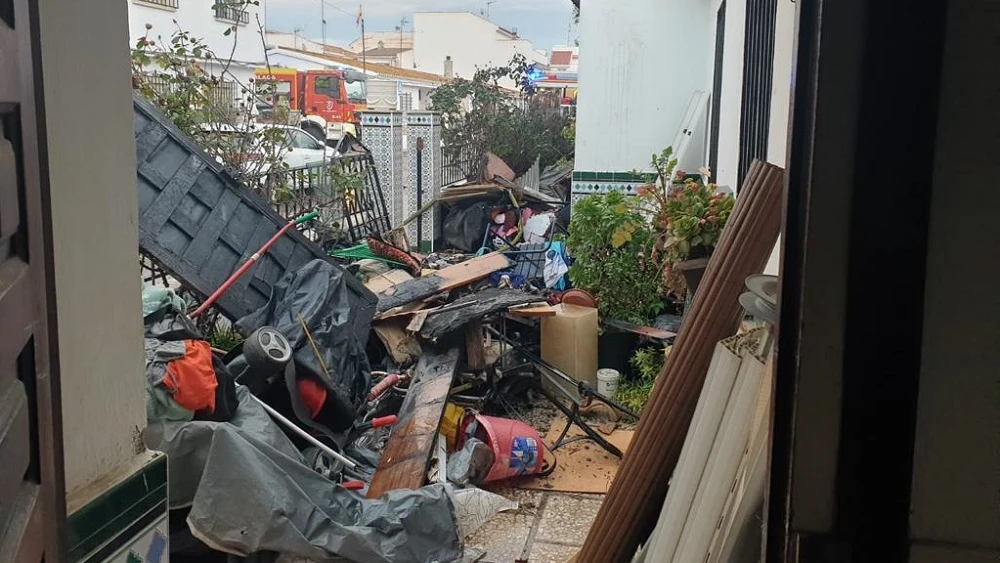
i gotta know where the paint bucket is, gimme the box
[470,414,546,483]
[597,368,621,398]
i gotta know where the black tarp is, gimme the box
[237,259,373,431]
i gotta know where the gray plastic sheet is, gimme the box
[146,387,463,563]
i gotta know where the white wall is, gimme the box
[39,0,147,497]
[575,0,712,174]
[412,12,548,89]
[128,0,266,77]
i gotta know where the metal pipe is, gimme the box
[249,394,358,470]
[415,137,424,251]
[191,210,318,318]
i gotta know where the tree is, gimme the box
[430,55,573,177]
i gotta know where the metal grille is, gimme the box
[263,151,392,246]
[399,93,413,111]
[214,3,250,24]
[441,143,478,186]
[737,0,777,187]
[135,0,179,8]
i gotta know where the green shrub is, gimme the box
[566,191,664,323]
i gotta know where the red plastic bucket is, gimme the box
[473,414,546,483]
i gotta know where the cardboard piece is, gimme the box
[541,304,599,401]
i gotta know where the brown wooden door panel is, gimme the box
[0,0,66,561]
[0,483,43,563]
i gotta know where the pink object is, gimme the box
[474,414,546,483]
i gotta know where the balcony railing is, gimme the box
[214,3,250,24]
[135,0,179,9]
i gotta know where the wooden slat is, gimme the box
[377,252,512,313]
[183,189,241,267]
[507,303,558,317]
[0,381,31,508]
[138,155,206,235]
[0,259,33,376]
[0,483,42,563]
[0,125,20,240]
[367,347,460,498]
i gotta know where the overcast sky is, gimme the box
[264,0,578,54]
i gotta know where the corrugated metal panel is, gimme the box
[514,157,541,190]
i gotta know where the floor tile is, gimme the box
[534,493,604,546]
[465,510,534,563]
[526,541,580,563]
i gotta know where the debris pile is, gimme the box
[134,97,646,563]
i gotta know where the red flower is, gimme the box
[699,218,707,225]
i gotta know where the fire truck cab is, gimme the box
[253,67,368,145]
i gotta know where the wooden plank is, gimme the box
[419,288,546,339]
[364,269,414,294]
[465,322,485,371]
[372,319,422,365]
[508,303,557,317]
[367,347,460,498]
[377,253,512,313]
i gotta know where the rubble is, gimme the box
[135,99,654,563]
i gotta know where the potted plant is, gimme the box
[627,147,735,298]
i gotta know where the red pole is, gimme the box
[190,210,319,318]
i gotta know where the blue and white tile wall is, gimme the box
[404,112,442,251]
[359,112,404,229]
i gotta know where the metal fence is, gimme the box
[441,143,480,187]
[256,150,392,249]
[140,74,244,113]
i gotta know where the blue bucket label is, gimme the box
[509,436,539,474]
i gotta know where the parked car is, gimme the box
[198,123,338,173]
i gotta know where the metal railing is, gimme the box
[441,143,480,187]
[214,4,250,24]
[254,151,392,250]
[135,0,179,9]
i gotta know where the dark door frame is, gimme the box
[768,0,948,559]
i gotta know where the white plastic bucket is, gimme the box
[596,368,621,397]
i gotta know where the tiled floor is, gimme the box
[465,488,603,563]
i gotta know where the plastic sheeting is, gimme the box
[146,387,464,563]
[237,259,374,428]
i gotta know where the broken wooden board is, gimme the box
[420,288,547,339]
[372,318,422,365]
[367,346,461,499]
[376,253,512,313]
[514,415,635,495]
[364,269,414,295]
[508,303,558,317]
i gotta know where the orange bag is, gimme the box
[162,340,218,413]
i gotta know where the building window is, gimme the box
[214,2,250,24]
[399,93,414,111]
[135,0,179,9]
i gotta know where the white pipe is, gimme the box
[250,394,358,470]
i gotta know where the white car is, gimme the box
[199,123,338,172]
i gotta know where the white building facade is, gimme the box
[128,0,267,87]
[411,12,548,88]
[571,0,796,273]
